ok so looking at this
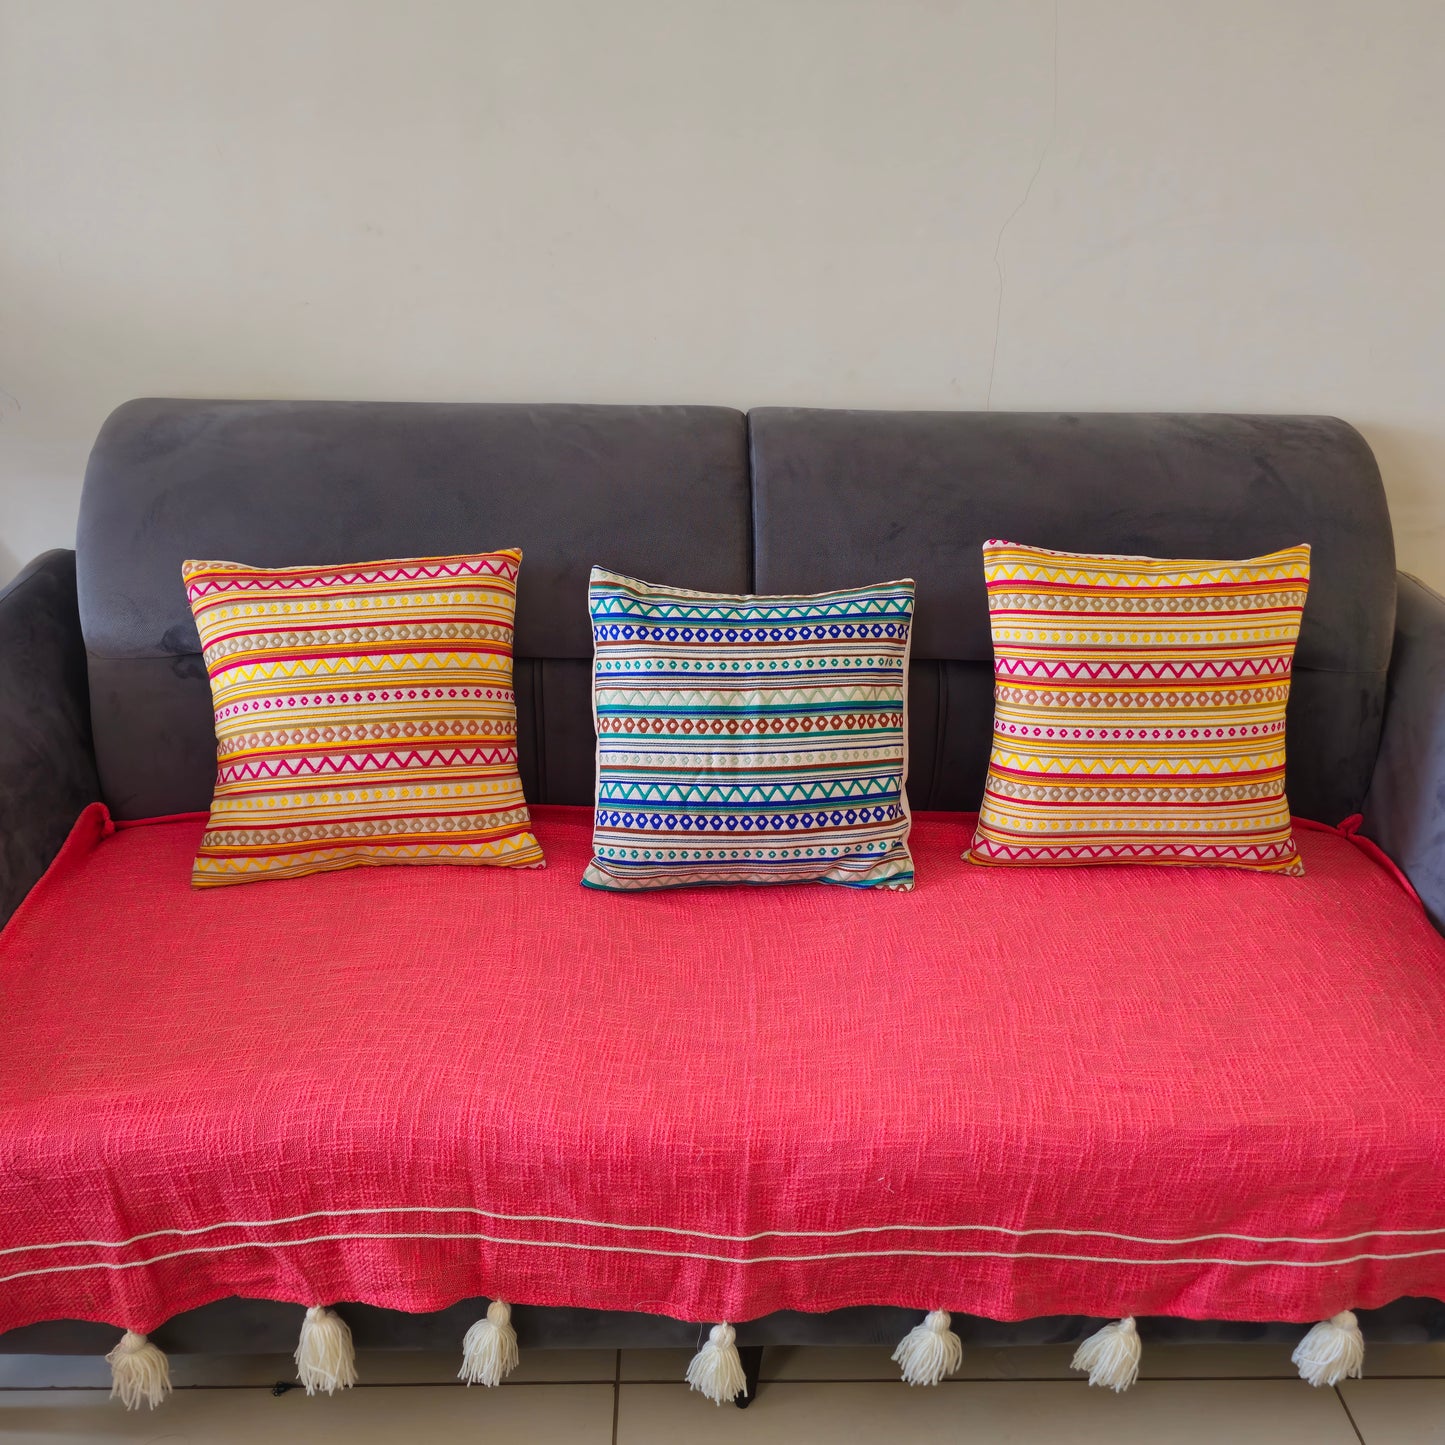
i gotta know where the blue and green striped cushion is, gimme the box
[583,568,915,892]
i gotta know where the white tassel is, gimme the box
[686,1322,747,1404]
[1072,1316,1141,1392]
[1293,1310,1365,1387]
[892,1309,963,1386]
[105,1330,171,1410]
[459,1299,520,1386]
[294,1305,357,1395]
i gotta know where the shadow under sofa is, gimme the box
[2,401,1444,1400]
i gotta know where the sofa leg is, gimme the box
[734,1345,764,1408]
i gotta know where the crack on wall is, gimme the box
[985,0,1059,410]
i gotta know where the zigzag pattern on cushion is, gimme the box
[216,746,521,782]
[584,568,916,892]
[183,550,543,887]
[986,755,1287,776]
[971,837,1302,867]
[592,593,901,624]
[210,652,514,683]
[183,555,518,597]
[968,541,1310,875]
[995,656,1294,681]
[604,776,901,804]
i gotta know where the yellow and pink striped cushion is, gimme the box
[967,540,1310,874]
[183,549,543,886]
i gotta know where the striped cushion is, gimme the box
[183,550,543,886]
[967,540,1310,873]
[583,569,915,891]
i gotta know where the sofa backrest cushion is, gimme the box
[78,400,750,818]
[750,410,1395,822]
[78,401,1396,826]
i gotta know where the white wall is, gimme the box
[1,0,1441,586]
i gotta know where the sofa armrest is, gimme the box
[1362,572,1445,931]
[0,550,100,927]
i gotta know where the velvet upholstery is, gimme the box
[78,402,1400,825]
[77,399,751,818]
[1364,574,1445,929]
[0,550,99,927]
[749,408,1396,825]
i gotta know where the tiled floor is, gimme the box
[2,1343,1442,1442]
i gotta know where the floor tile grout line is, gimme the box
[0,1377,620,1390]
[11,1371,1445,1390]
[612,1348,621,1445]
[8,1371,1445,1395]
[617,1374,1434,1386]
[1333,1384,1368,1445]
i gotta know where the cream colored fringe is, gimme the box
[105,1331,171,1410]
[686,1323,747,1404]
[294,1305,357,1395]
[1293,1311,1365,1387]
[892,1310,963,1386]
[459,1299,520,1386]
[1072,1316,1141,1392]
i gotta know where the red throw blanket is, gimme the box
[2,804,1443,1334]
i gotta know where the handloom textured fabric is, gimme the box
[584,569,915,891]
[968,541,1311,873]
[182,551,543,886]
[3,804,1445,1335]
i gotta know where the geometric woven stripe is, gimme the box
[183,549,544,886]
[583,568,915,891]
[967,540,1310,875]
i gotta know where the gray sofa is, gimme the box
[2,400,1443,1368]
